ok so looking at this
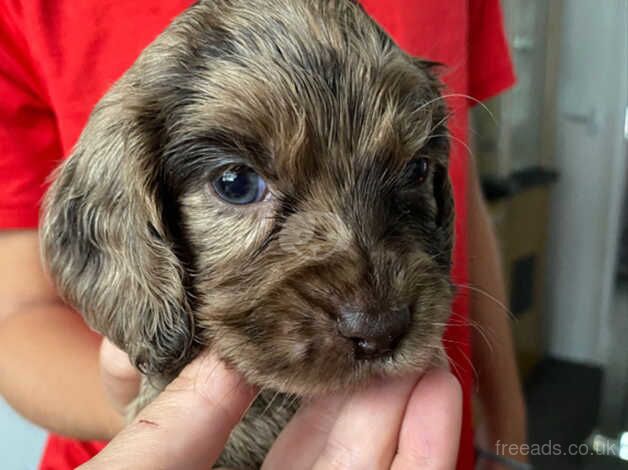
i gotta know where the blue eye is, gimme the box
[211,166,267,205]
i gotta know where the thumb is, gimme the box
[99,338,141,415]
[82,352,257,470]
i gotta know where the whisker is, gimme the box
[439,93,498,127]
[430,132,475,161]
[429,306,497,356]
[452,282,515,321]
[446,354,465,383]
[285,392,301,412]
[260,388,283,419]
[412,93,499,128]
[456,347,480,391]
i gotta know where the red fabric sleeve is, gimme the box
[0,6,62,229]
[468,0,516,102]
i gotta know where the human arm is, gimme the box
[467,159,528,464]
[0,230,125,440]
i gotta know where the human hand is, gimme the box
[99,338,141,422]
[265,366,462,470]
[83,351,461,469]
[82,350,257,469]
[474,401,530,470]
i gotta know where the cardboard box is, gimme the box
[487,183,553,378]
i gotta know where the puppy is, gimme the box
[41,0,454,467]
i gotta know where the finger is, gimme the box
[99,338,141,414]
[310,372,421,470]
[81,352,257,470]
[261,392,347,470]
[392,369,462,470]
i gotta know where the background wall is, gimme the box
[544,0,627,365]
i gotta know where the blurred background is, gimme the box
[1,0,627,469]
[471,0,627,468]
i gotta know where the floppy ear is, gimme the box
[432,163,455,269]
[409,56,454,267]
[433,165,454,229]
[41,84,197,381]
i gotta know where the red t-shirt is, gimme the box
[0,1,514,469]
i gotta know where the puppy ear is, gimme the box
[433,165,454,227]
[408,56,453,266]
[432,164,455,267]
[414,59,445,71]
[41,86,197,381]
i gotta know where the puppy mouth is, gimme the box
[352,338,397,361]
[335,303,414,362]
[298,339,436,397]
[312,305,445,392]
[217,329,439,397]
[211,300,448,396]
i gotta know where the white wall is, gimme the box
[544,0,627,364]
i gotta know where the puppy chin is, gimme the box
[215,332,447,397]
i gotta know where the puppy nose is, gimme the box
[337,306,411,359]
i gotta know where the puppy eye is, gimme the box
[211,166,268,205]
[408,157,430,184]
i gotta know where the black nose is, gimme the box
[337,306,411,359]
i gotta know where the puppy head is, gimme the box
[42,0,454,394]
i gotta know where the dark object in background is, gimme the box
[484,167,559,378]
[510,254,535,317]
[526,357,604,470]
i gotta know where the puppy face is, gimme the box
[42,0,454,395]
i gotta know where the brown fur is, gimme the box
[41,0,454,468]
